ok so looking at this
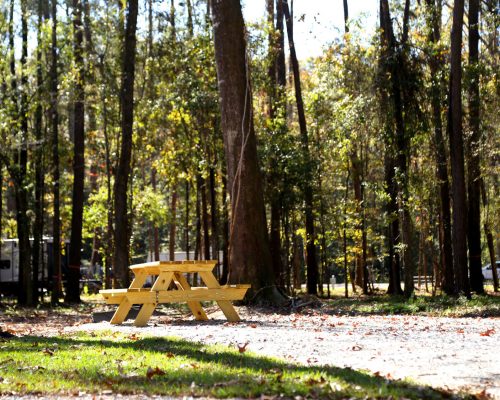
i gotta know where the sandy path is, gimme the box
[75,307,500,399]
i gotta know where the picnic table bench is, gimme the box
[99,260,250,327]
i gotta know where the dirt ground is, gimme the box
[75,304,500,399]
[2,302,499,399]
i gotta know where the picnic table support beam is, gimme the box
[174,272,209,321]
[199,271,241,322]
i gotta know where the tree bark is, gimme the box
[448,0,470,297]
[67,0,85,303]
[32,0,46,304]
[113,0,138,287]
[380,0,413,297]
[50,0,62,304]
[15,0,33,306]
[282,0,318,295]
[169,189,177,261]
[425,0,455,294]
[211,0,283,303]
[466,0,484,294]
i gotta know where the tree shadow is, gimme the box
[0,334,464,399]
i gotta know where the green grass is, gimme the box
[324,291,500,317]
[0,331,457,399]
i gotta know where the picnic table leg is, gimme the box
[174,273,209,321]
[110,271,149,325]
[199,271,241,322]
[133,271,174,327]
[110,297,133,324]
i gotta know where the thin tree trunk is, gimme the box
[448,0,470,297]
[267,0,284,287]
[113,0,138,287]
[152,169,160,260]
[282,0,318,295]
[426,0,454,294]
[185,180,190,260]
[467,0,484,294]
[209,166,218,263]
[201,177,210,260]
[67,0,85,303]
[50,0,62,304]
[32,0,46,304]
[169,189,177,261]
[15,0,33,306]
[481,180,499,291]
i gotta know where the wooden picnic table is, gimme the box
[99,260,250,327]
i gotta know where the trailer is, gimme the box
[0,238,69,295]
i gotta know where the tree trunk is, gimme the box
[50,0,62,304]
[282,0,318,295]
[66,0,85,303]
[185,180,190,260]
[211,0,283,304]
[481,180,498,291]
[425,0,455,294]
[169,189,177,261]
[267,0,284,287]
[32,0,46,304]
[15,0,33,306]
[466,0,484,294]
[448,0,470,297]
[113,0,138,287]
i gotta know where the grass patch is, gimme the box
[325,292,500,317]
[0,330,458,399]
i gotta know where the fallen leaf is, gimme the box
[146,366,165,380]
[237,341,249,353]
[42,348,54,356]
[480,329,495,337]
[166,352,175,358]
[351,345,362,351]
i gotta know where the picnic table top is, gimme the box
[129,260,218,273]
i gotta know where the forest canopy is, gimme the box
[0,0,498,305]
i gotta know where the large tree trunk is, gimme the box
[113,0,138,287]
[50,0,62,304]
[211,0,283,304]
[282,0,318,295]
[66,0,85,303]
[448,0,470,297]
[425,0,454,294]
[466,0,484,294]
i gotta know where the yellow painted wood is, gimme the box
[174,273,208,321]
[156,287,248,303]
[151,271,174,291]
[129,271,149,289]
[134,303,157,327]
[199,271,242,322]
[132,271,174,326]
[110,297,133,324]
[130,261,217,274]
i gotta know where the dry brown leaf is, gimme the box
[480,329,495,337]
[237,341,249,353]
[42,348,54,356]
[165,352,175,358]
[146,366,165,380]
